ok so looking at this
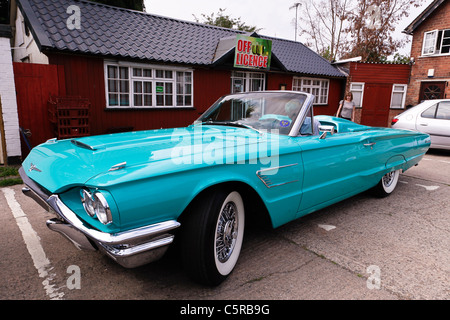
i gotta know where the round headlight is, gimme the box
[93,192,113,225]
[80,189,95,217]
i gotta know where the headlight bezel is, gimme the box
[80,188,96,217]
[80,188,113,225]
[93,191,113,225]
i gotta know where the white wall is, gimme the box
[0,36,21,159]
[13,10,48,64]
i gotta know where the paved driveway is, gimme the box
[1,149,449,303]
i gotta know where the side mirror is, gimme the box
[319,125,335,139]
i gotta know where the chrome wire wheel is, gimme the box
[382,171,396,188]
[381,169,400,195]
[216,202,238,263]
[180,188,245,285]
[214,191,245,276]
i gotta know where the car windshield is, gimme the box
[197,92,308,135]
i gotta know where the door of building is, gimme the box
[419,81,446,101]
[360,83,391,127]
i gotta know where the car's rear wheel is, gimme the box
[372,169,401,197]
[180,188,245,286]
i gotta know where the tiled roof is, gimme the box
[403,0,446,35]
[18,0,345,78]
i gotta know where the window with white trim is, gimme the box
[349,82,365,108]
[292,77,329,105]
[105,62,193,108]
[231,71,265,93]
[422,29,450,56]
[390,84,407,109]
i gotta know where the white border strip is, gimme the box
[2,188,64,300]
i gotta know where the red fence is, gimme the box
[13,62,65,157]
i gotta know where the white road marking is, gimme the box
[399,180,440,191]
[2,188,65,300]
[318,224,336,231]
[415,184,440,191]
[423,157,450,164]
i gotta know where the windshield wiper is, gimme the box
[202,120,263,135]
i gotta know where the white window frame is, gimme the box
[422,29,450,56]
[349,82,365,108]
[390,84,407,109]
[439,29,450,55]
[422,30,438,56]
[104,61,194,109]
[292,77,329,105]
[231,71,265,93]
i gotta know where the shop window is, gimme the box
[105,62,193,108]
[231,71,265,93]
[293,77,329,105]
[422,29,450,56]
[390,84,407,109]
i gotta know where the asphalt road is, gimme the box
[1,149,449,302]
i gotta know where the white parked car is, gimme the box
[392,99,450,150]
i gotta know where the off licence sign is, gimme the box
[234,35,272,70]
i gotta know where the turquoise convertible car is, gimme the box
[20,91,430,285]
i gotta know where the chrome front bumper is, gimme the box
[19,167,180,268]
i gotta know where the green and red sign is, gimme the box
[234,35,272,70]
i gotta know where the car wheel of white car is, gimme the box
[180,188,245,286]
[373,169,401,197]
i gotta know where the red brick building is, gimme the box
[403,0,450,105]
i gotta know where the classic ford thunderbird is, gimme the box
[20,91,430,285]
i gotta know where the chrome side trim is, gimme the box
[256,163,299,188]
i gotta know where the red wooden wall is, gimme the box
[13,62,65,157]
[44,53,344,135]
[349,62,411,127]
[349,62,411,84]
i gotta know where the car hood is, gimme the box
[22,125,275,193]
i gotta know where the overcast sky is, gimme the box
[144,0,435,57]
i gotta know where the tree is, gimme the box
[296,0,420,62]
[193,8,260,32]
[297,0,351,62]
[342,0,420,62]
[90,0,145,11]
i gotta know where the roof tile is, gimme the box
[19,0,344,77]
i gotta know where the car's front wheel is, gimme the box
[372,169,401,197]
[180,188,245,286]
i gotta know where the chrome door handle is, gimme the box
[419,123,428,126]
[364,142,376,147]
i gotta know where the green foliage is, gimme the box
[0,167,22,187]
[0,166,19,177]
[193,8,259,32]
